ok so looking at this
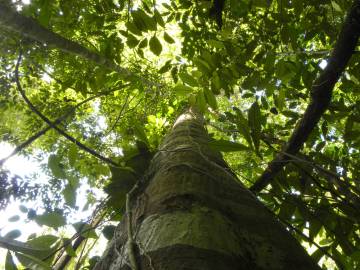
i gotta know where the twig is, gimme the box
[14,51,120,167]
[0,85,128,166]
[278,216,342,268]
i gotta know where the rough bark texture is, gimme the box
[95,108,320,270]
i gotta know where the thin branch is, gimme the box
[250,0,360,193]
[278,216,341,268]
[0,85,128,166]
[0,3,164,91]
[105,91,133,135]
[14,51,119,167]
[0,3,132,78]
[52,201,108,269]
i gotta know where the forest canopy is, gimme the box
[0,0,360,269]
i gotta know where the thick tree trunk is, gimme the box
[95,108,320,270]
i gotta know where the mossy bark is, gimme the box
[95,108,320,270]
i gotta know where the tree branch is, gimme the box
[0,3,162,89]
[0,85,128,166]
[250,0,360,193]
[14,51,119,167]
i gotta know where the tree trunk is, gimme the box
[95,108,320,270]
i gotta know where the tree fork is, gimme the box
[95,108,320,270]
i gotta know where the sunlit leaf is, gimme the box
[204,88,218,110]
[331,1,342,12]
[179,72,198,87]
[48,155,66,179]
[35,212,66,229]
[173,84,192,97]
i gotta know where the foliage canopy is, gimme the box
[0,0,360,269]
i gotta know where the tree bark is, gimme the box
[95,108,320,270]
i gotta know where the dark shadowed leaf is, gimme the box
[209,139,249,152]
[149,36,162,55]
[4,230,21,240]
[164,32,175,44]
[5,252,17,270]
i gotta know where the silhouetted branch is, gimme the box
[14,51,119,167]
[0,85,128,166]
[251,0,360,193]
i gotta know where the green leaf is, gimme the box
[131,10,147,31]
[4,230,21,240]
[154,9,165,27]
[38,1,51,27]
[126,35,139,48]
[196,91,207,112]
[63,238,76,257]
[159,60,172,73]
[35,212,66,229]
[234,109,253,149]
[193,57,211,75]
[134,122,149,144]
[173,84,193,97]
[204,88,218,110]
[211,71,221,92]
[252,0,268,8]
[5,251,17,270]
[15,252,51,270]
[209,139,249,152]
[72,222,98,239]
[331,1,342,12]
[27,235,58,249]
[0,236,53,258]
[48,154,66,179]
[319,238,333,246]
[102,225,116,240]
[163,32,175,44]
[8,215,20,222]
[274,88,285,112]
[138,38,148,48]
[309,220,322,240]
[19,205,28,213]
[63,184,76,208]
[179,72,198,87]
[171,66,178,83]
[248,101,261,152]
[149,36,162,56]
[125,21,142,36]
[68,144,77,167]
